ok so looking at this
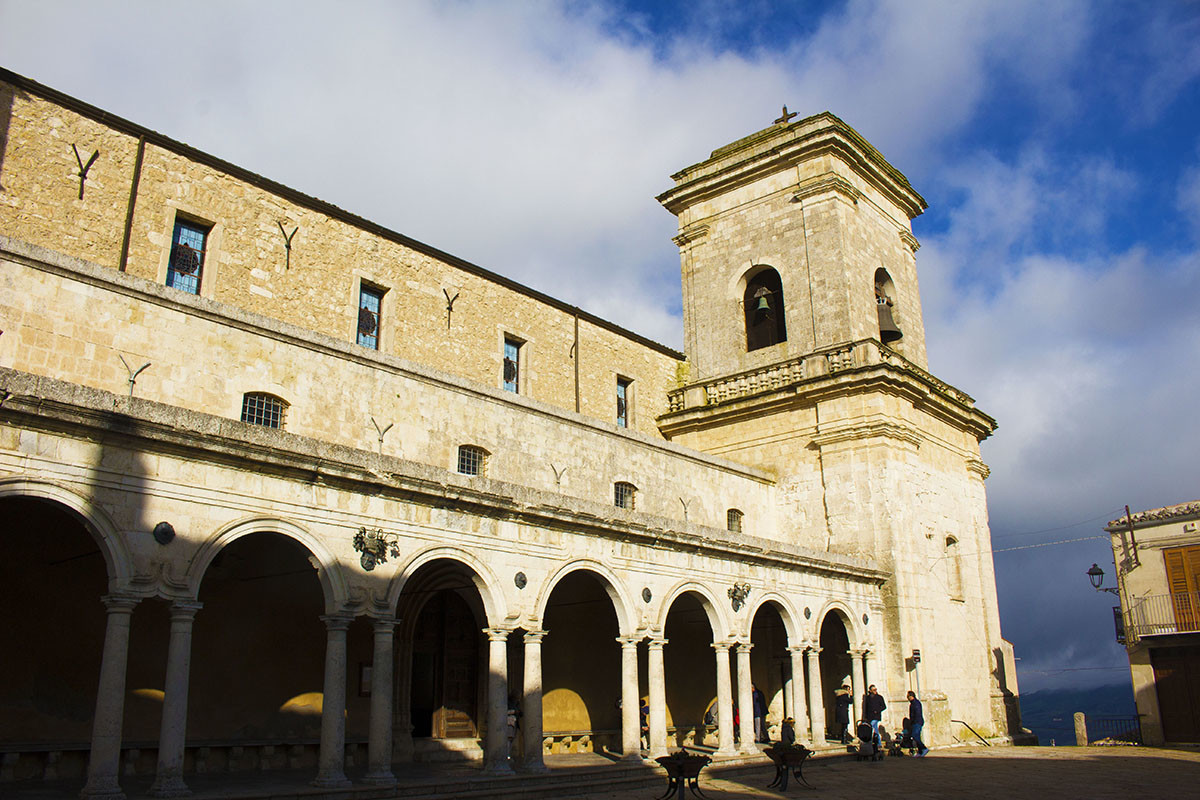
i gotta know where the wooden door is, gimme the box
[1151,646,1200,742]
[437,593,479,738]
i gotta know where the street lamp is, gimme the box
[1086,563,1120,596]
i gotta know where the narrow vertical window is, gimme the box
[358,285,383,349]
[614,481,636,510]
[727,508,744,533]
[503,337,521,393]
[616,377,631,428]
[946,536,964,599]
[167,218,209,295]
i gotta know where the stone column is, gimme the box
[736,642,755,752]
[82,594,140,800]
[805,646,824,743]
[151,600,202,798]
[313,614,353,788]
[522,630,548,772]
[864,649,880,692]
[782,658,794,722]
[617,636,642,760]
[364,616,398,785]
[483,628,514,774]
[647,637,668,758]
[850,648,866,723]
[712,643,736,755]
[788,647,809,743]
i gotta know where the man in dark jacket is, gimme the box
[863,685,886,736]
[907,691,929,756]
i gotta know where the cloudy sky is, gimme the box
[3,0,1198,695]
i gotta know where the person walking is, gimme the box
[833,684,852,743]
[863,684,886,737]
[907,691,929,756]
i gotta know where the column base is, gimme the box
[521,759,549,773]
[149,774,191,798]
[361,771,396,786]
[81,776,126,800]
[716,746,738,756]
[311,773,352,789]
[620,750,643,762]
[483,761,515,775]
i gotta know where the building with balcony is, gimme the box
[1105,501,1200,744]
[0,66,1025,798]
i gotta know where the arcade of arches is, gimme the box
[0,494,884,796]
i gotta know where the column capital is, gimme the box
[483,627,512,642]
[320,613,354,631]
[849,647,867,657]
[616,635,642,648]
[523,629,548,643]
[646,636,668,650]
[168,600,203,620]
[101,594,140,613]
[371,616,399,631]
[786,645,806,655]
[805,645,822,656]
[736,641,753,654]
[711,641,733,653]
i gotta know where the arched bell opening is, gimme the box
[0,496,108,765]
[749,602,790,742]
[663,592,717,747]
[874,268,903,344]
[539,570,621,751]
[743,266,788,351]
[819,612,853,741]
[192,531,329,752]
[395,558,489,759]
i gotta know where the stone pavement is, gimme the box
[8,746,1200,799]
[610,745,1200,800]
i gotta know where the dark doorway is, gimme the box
[1152,645,1200,742]
[819,613,852,739]
[410,590,481,739]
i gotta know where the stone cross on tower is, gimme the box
[774,105,798,125]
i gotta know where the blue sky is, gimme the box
[2,0,1198,695]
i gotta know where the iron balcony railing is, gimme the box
[1124,590,1200,644]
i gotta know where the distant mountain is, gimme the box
[1018,683,1136,746]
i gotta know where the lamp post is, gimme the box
[1086,563,1120,596]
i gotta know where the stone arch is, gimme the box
[534,559,636,636]
[874,267,902,344]
[386,546,506,627]
[741,265,787,351]
[187,515,348,613]
[656,580,732,639]
[811,600,862,648]
[745,592,801,644]
[0,476,132,588]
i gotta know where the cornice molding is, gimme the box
[899,230,920,253]
[810,420,922,450]
[792,174,862,206]
[672,223,711,248]
[966,458,990,480]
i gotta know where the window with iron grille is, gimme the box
[166,218,210,295]
[614,481,636,510]
[503,337,521,393]
[357,284,384,349]
[616,377,631,428]
[457,444,488,477]
[727,508,744,533]
[241,392,287,429]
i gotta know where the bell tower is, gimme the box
[657,112,1018,742]
[658,111,929,382]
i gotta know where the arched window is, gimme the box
[727,508,744,533]
[874,268,903,344]
[744,267,787,351]
[945,535,964,599]
[457,444,489,477]
[240,392,287,429]
[614,481,637,510]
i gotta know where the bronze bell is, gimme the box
[753,287,772,316]
[877,300,903,343]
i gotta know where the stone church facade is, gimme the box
[0,68,1023,798]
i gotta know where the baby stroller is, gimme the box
[888,718,913,757]
[855,721,883,762]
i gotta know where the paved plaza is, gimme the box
[8,746,1200,799]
